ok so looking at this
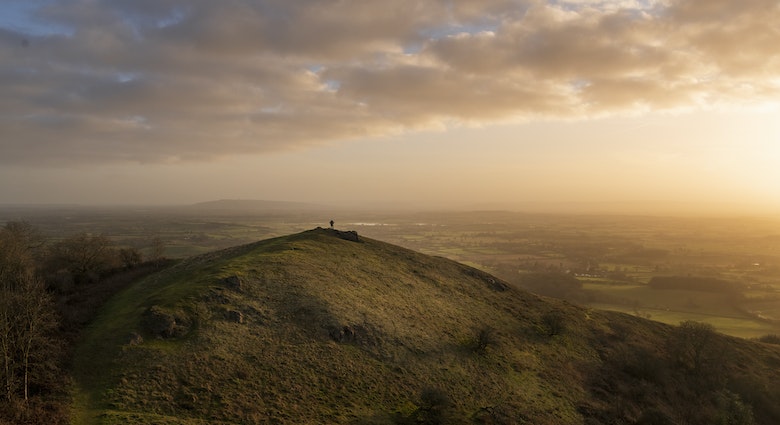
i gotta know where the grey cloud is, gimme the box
[1,0,778,165]
[328,64,573,124]
[665,0,780,76]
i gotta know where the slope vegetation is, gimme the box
[71,228,780,424]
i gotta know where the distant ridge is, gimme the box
[190,199,327,211]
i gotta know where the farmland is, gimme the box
[3,204,779,338]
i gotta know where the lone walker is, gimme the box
[329,220,334,229]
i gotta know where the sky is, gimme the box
[1,0,779,214]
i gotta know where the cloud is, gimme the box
[1,0,779,165]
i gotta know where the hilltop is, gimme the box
[71,228,780,424]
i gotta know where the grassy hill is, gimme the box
[71,228,780,424]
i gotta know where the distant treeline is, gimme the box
[648,276,741,293]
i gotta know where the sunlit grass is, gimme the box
[65,227,780,424]
[583,282,780,338]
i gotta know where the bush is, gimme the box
[616,346,668,384]
[415,388,452,425]
[472,326,498,354]
[540,311,566,337]
[716,390,755,425]
[393,388,454,425]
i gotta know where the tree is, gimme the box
[0,274,57,401]
[148,237,166,265]
[0,223,58,402]
[0,221,42,288]
[47,233,119,285]
[118,247,143,269]
[667,321,724,386]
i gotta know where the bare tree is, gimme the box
[47,233,120,284]
[148,236,166,265]
[119,247,143,269]
[667,320,725,389]
[0,285,16,401]
[0,221,41,288]
[0,273,56,401]
[0,223,58,402]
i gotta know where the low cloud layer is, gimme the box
[2,0,779,164]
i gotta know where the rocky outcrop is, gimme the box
[142,305,191,339]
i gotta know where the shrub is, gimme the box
[392,388,454,425]
[472,326,498,354]
[716,390,756,425]
[540,311,566,337]
[415,388,452,425]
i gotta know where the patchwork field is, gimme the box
[3,205,779,338]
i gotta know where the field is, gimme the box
[352,212,780,338]
[3,204,779,338]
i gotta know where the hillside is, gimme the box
[71,228,780,424]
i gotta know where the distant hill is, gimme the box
[189,199,327,212]
[71,228,780,424]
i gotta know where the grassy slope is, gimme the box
[71,228,780,424]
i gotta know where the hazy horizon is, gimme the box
[2,1,779,215]
[2,198,779,219]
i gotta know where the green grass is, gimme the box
[70,228,780,425]
[583,282,780,338]
[589,303,779,339]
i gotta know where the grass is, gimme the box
[69,228,780,424]
[583,282,780,338]
[70,230,583,423]
[589,303,779,338]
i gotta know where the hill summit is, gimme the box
[72,228,780,424]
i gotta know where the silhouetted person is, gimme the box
[329,220,334,229]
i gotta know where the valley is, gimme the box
[6,205,779,339]
[2,205,780,424]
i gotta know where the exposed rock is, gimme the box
[337,230,360,242]
[142,305,190,339]
[327,229,359,242]
[485,277,509,292]
[318,227,360,242]
[329,325,357,343]
[127,332,144,346]
[203,288,231,304]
